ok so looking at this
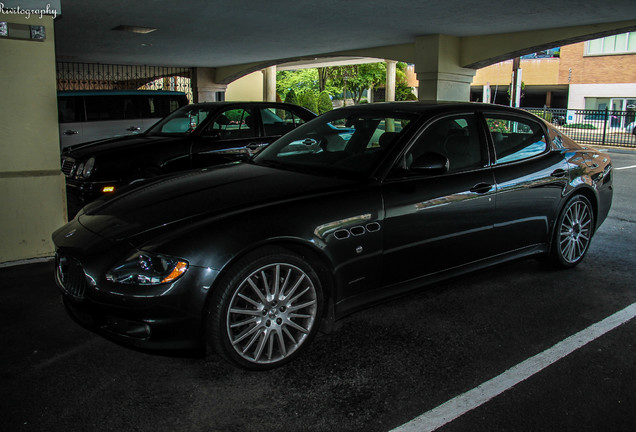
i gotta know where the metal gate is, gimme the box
[56,62,193,103]
[525,107,636,148]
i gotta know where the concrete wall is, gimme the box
[225,71,264,101]
[0,14,66,263]
[473,58,561,86]
[567,83,636,110]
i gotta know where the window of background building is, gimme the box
[585,32,636,55]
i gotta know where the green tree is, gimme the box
[276,69,320,97]
[317,91,333,114]
[395,62,416,101]
[284,89,298,105]
[327,63,386,105]
[297,90,318,113]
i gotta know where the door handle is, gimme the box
[470,183,493,194]
[64,130,79,135]
[551,169,567,178]
[246,142,267,152]
[127,126,141,132]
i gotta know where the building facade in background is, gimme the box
[471,32,636,116]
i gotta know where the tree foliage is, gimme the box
[284,89,298,105]
[317,91,333,114]
[275,61,415,108]
[297,91,318,113]
[326,63,386,105]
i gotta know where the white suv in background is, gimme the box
[57,90,189,150]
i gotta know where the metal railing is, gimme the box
[524,107,636,148]
[56,62,194,103]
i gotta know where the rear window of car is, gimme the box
[485,114,548,163]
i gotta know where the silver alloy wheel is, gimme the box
[226,262,318,365]
[558,199,593,264]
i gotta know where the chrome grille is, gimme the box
[61,157,76,177]
[55,253,87,300]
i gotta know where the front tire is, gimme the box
[550,195,594,268]
[208,247,323,370]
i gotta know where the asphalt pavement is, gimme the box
[1,150,635,432]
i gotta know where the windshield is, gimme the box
[254,110,415,179]
[146,105,213,136]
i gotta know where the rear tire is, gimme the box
[207,247,323,370]
[550,195,594,268]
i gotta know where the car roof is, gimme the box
[187,101,307,109]
[332,101,536,116]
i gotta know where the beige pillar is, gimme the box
[0,14,67,263]
[385,60,397,102]
[414,35,476,102]
[192,68,228,102]
[264,66,277,102]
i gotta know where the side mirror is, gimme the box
[410,152,449,175]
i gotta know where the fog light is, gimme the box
[102,186,115,193]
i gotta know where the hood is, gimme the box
[64,134,182,159]
[77,163,354,242]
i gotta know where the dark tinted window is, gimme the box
[58,96,82,123]
[204,108,258,139]
[403,115,486,174]
[261,107,306,136]
[140,95,187,118]
[84,95,139,121]
[485,115,547,163]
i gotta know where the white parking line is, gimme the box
[615,165,636,170]
[391,302,636,432]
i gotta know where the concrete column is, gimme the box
[385,60,397,102]
[264,66,277,102]
[192,68,228,102]
[414,35,476,102]
[0,13,66,262]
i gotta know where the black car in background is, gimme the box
[60,102,316,216]
[53,102,613,370]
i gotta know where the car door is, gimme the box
[191,107,271,168]
[484,112,569,253]
[381,113,497,287]
[83,94,145,142]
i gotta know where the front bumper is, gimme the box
[53,221,220,351]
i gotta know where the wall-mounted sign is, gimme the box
[0,22,46,41]
[30,24,44,40]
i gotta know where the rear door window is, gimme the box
[260,107,306,137]
[204,108,259,140]
[485,115,548,163]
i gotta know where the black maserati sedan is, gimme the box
[60,102,316,216]
[53,102,613,370]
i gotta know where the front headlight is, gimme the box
[83,157,95,178]
[106,251,188,285]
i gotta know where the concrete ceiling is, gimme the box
[54,0,636,68]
